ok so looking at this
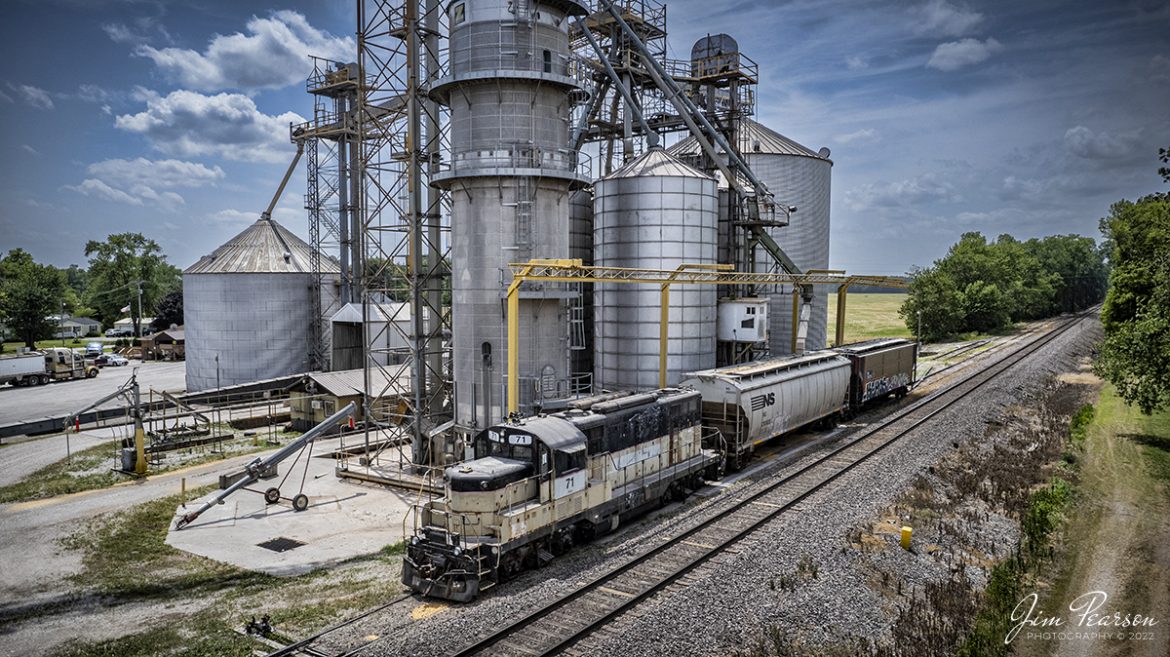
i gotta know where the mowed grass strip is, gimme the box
[827,292,911,345]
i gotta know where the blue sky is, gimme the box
[0,0,1166,277]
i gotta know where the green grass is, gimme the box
[0,443,125,504]
[0,439,278,504]
[60,488,274,598]
[827,293,912,346]
[1107,389,1170,501]
[43,491,408,657]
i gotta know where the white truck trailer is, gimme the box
[0,348,98,386]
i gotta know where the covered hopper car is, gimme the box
[403,388,721,602]
[833,338,918,411]
[681,351,853,470]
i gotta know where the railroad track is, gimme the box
[261,593,415,657]
[443,310,1092,657]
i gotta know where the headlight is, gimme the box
[453,547,462,557]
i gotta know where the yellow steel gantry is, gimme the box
[504,259,908,414]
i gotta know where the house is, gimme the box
[112,316,156,336]
[287,364,410,431]
[52,316,102,339]
[142,327,185,361]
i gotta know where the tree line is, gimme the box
[899,232,1109,342]
[0,232,183,349]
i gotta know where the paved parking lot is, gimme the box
[0,361,187,426]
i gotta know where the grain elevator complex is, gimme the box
[181,0,897,473]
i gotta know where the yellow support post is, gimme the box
[504,262,539,417]
[790,290,800,354]
[133,424,147,475]
[659,283,670,388]
[506,279,522,416]
[835,284,850,347]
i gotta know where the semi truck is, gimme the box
[0,348,99,386]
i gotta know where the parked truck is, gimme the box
[0,348,98,386]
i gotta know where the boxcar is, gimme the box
[832,338,918,410]
[680,351,852,469]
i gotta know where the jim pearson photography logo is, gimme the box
[1007,591,1160,644]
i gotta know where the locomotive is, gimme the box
[402,388,722,602]
[403,339,917,601]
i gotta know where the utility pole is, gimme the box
[136,280,144,337]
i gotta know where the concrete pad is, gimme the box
[166,437,424,576]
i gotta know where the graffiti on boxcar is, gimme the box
[863,372,910,401]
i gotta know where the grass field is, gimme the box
[826,292,911,346]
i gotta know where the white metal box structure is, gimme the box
[717,298,769,343]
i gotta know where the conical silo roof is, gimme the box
[184,218,339,274]
[602,146,713,179]
[666,118,831,162]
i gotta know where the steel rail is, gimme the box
[260,593,415,657]
[447,310,1092,657]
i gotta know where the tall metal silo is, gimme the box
[184,218,339,392]
[431,0,590,429]
[593,147,719,390]
[668,118,832,354]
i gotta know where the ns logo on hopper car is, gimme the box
[750,392,777,411]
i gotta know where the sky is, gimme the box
[0,0,1166,277]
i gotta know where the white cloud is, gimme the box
[21,144,40,157]
[9,83,54,109]
[67,157,222,211]
[846,56,868,71]
[66,179,145,207]
[835,128,879,144]
[103,23,139,44]
[77,84,111,103]
[101,104,112,116]
[210,209,260,225]
[1063,125,1134,160]
[102,19,172,47]
[86,157,225,189]
[114,90,304,163]
[845,172,961,211]
[0,87,12,104]
[134,11,354,92]
[913,0,983,38]
[926,38,1003,71]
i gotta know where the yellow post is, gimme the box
[506,281,521,416]
[900,526,912,550]
[790,289,800,354]
[133,424,147,475]
[504,264,532,417]
[835,284,850,347]
[659,283,670,388]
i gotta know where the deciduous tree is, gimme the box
[0,249,66,348]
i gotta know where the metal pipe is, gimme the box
[174,402,356,530]
[572,17,658,149]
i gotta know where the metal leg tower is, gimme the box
[354,0,451,467]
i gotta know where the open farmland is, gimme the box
[827,293,911,345]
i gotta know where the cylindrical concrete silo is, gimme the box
[431,0,590,428]
[668,118,832,354]
[593,147,718,390]
[184,218,339,392]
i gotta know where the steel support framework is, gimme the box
[504,259,907,413]
[355,0,451,467]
